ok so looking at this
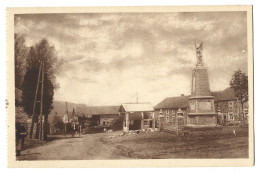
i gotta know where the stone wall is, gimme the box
[216,99,241,124]
[154,108,188,127]
[99,114,118,127]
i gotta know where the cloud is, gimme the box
[15,12,248,106]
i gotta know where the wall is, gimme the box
[99,114,118,127]
[215,99,240,124]
[154,108,188,127]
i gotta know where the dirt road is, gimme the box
[17,133,127,160]
[17,126,249,160]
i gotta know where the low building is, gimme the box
[76,106,120,128]
[119,103,155,132]
[154,94,189,127]
[212,87,248,125]
[154,88,247,127]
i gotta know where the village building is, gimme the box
[75,106,120,128]
[119,103,155,132]
[154,95,189,127]
[212,88,248,125]
[154,88,247,126]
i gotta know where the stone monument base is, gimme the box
[187,113,217,126]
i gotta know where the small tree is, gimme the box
[229,69,248,121]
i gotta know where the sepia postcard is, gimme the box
[6,6,254,167]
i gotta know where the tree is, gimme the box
[15,34,28,89]
[229,69,248,121]
[21,38,60,140]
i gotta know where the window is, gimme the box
[103,121,106,126]
[166,109,169,114]
[228,101,233,111]
[178,113,184,116]
[144,121,148,126]
[166,116,169,123]
[229,113,234,121]
[244,109,248,115]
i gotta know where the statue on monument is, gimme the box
[195,42,203,66]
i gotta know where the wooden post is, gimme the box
[125,112,129,132]
[159,110,164,132]
[30,62,42,139]
[141,112,144,130]
[40,62,44,141]
[152,112,155,129]
[65,123,66,138]
[79,125,81,137]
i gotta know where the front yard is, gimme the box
[102,126,249,159]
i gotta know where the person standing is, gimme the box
[16,122,27,156]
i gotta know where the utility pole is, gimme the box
[39,62,45,141]
[29,61,44,140]
[63,102,69,138]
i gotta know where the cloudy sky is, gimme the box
[15,12,248,106]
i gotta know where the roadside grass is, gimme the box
[103,126,248,159]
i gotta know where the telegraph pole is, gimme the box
[39,62,45,141]
[30,61,43,139]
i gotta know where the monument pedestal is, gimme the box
[188,65,217,126]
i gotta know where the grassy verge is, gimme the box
[103,126,248,159]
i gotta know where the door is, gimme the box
[149,120,153,128]
[223,115,227,124]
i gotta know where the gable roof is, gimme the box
[119,103,154,112]
[154,95,190,109]
[75,106,120,117]
[155,88,237,110]
[211,87,236,102]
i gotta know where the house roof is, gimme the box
[154,95,190,109]
[75,106,120,117]
[119,103,154,112]
[211,87,236,102]
[155,88,237,110]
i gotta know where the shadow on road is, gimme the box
[46,135,84,142]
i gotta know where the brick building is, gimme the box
[154,87,247,126]
[212,87,248,125]
[154,95,189,127]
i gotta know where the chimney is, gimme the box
[181,94,184,96]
